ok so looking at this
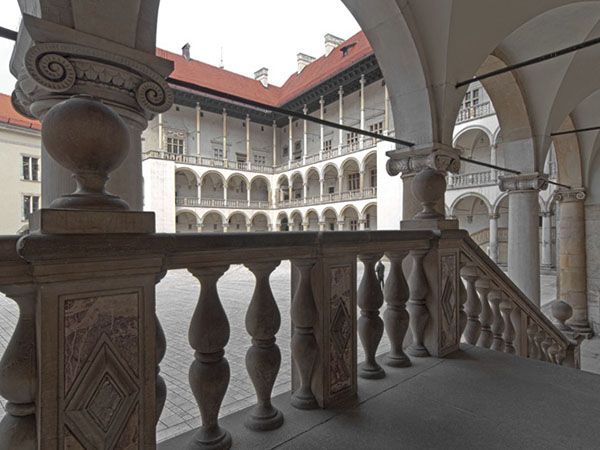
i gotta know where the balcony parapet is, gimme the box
[0,229,580,449]
[456,102,493,124]
[447,170,499,190]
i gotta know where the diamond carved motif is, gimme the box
[65,335,139,450]
[329,266,354,395]
[331,302,352,356]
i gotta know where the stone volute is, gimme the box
[42,95,131,210]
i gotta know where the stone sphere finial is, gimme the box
[42,95,130,210]
[411,167,446,219]
[551,300,573,332]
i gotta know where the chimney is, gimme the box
[182,43,191,61]
[254,67,269,88]
[324,34,345,57]
[297,53,316,74]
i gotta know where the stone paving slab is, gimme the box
[0,267,581,443]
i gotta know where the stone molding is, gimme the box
[498,173,548,193]
[555,188,586,203]
[386,144,461,177]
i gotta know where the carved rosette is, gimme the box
[554,188,586,203]
[498,173,548,193]
[13,42,173,126]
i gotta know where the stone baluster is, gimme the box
[407,249,430,357]
[555,345,567,366]
[458,265,468,338]
[500,297,516,354]
[383,251,412,368]
[541,336,553,362]
[460,265,481,346]
[547,340,560,365]
[489,289,504,352]
[357,254,386,379]
[187,265,232,450]
[244,262,284,430]
[0,286,37,450]
[155,313,167,423]
[527,322,540,360]
[475,277,493,348]
[534,328,546,362]
[290,260,318,409]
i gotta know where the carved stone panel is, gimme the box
[439,252,459,354]
[329,266,353,396]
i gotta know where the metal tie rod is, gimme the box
[456,36,600,88]
[551,125,600,137]
[167,77,415,148]
[0,26,18,41]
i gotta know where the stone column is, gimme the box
[490,144,498,182]
[158,113,164,151]
[384,85,390,135]
[358,219,366,231]
[338,86,344,150]
[337,221,344,231]
[359,74,365,149]
[303,183,308,205]
[303,105,308,163]
[555,189,590,331]
[541,211,554,268]
[272,120,277,166]
[359,171,365,193]
[489,213,500,263]
[246,114,251,162]
[224,182,229,203]
[288,116,293,165]
[338,175,343,195]
[196,103,201,155]
[222,109,228,160]
[319,178,324,201]
[319,222,326,231]
[319,96,325,159]
[499,173,548,307]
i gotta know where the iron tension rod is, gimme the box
[456,35,600,88]
[551,125,600,137]
[0,26,17,41]
[458,156,521,174]
[167,77,415,148]
[547,180,571,189]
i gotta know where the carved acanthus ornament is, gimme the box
[498,173,548,193]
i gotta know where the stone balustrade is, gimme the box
[0,229,580,449]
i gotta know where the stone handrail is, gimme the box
[456,101,492,124]
[459,236,579,367]
[0,229,580,449]
[447,170,495,189]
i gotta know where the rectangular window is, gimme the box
[346,132,359,150]
[22,195,40,221]
[349,220,358,231]
[294,140,302,160]
[167,137,184,154]
[368,122,384,135]
[323,139,332,152]
[253,153,267,165]
[348,173,360,191]
[236,153,246,163]
[22,156,40,181]
[213,148,224,160]
[283,145,289,157]
[370,168,377,187]
[328,186,335,194]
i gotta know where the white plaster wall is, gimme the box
[376,140,402,229]
[142,158,176,232]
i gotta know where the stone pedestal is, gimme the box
[500,173,548,307]
[489,213,499,263]
[556,189,591,331]
[541,211,554,268]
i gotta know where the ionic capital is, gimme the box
[499,173,548,193]
[554,188,586,203]
[386,144,460,177]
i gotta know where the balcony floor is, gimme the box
[161,345,599,450]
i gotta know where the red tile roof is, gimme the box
[0,93,41,131]
[159,30,372,107]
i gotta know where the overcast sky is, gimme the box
[0,1,360,95]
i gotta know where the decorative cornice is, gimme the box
[498,173,548,193]
[386,145,460,177]
[554,188,586,203]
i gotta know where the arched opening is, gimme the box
[175,169,199,200]
[306,210,319,231]
[363,204,377,230]
[454,128,492,175]
[451,194,492,254]
[228,212,248,232]
[341,159,360,195]
[251,213,269,232]
[290,211,303,231]
[176,211,198,233]
[227,175,249,203]
[201,172,225,201]
[363,153,377,191]
[306,169,321,202]
[203,212,224,233]
[290,173,304,203]
[322,165,339,200]
[494,195,509,266]
[250,176,269,204]
[322,208,338,231]
[278,176,290,204]
[341,206,359,231]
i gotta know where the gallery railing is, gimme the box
[0,229,579,449]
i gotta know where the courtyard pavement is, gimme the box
[0,264,596,443]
